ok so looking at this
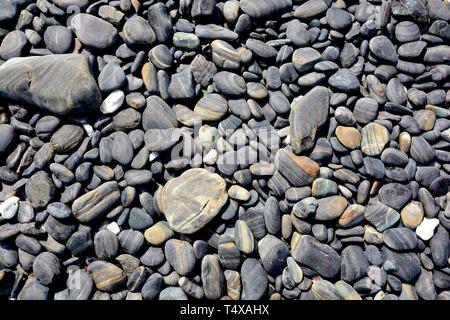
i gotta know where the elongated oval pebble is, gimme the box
[164,239,196,276]
[201,254,225,300]
[234,220,255,254]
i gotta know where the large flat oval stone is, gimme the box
[0,54,101,115]
[158,168,228,234]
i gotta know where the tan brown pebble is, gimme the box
[363,226,384,245]
[234,220,254,254]
[338,204,366,228]
[249,162,276,176]
[224,270,241,300]
[178,276,204,299]
[335,280,362,300]
[116,254,140,277]
[400,201,424,229]
[141,62,158,93]
[144,221,174,245]
[0,113,9,124]
[335,126,361,149]
[290,232,301,250]
[227,185,250,201]
[270,293,281,300]
[164,239,196,276]
[399,131,411,153]
[414,109,436,131]
[211,39,240,71]
[370,180,381,196]
[87,260,127,293]
[157,168,228,234]
[360,122,389,156]
[315,196,348,221]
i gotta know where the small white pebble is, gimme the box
[203,149,217,165]
[107,222,121,235]
[100,89,124,114]
[0,196,20,219]
[82,123,94,137]
[415,217,440,241]
[149,152,159,162]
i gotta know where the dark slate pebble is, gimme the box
[141,273,163,300]
[291,235,340,278]
[33,252,61,286]
[378,183,412,211]
[71,13,117,50]
[382,247,421,283]
[118,230,144,256]
[364,201,400,232]
[17,278,49,300]
[340,245,369,283]
[430,227,449,268]
[46,202,71,219]
[258,234,289,276]
[201,255,225,300]
[67,269,93,300]
[329,69,360,92]
[383,228,418,251]
[98,62,126,92]
[94,230,119,260]
[326,7,352,31]
[241,258,268,300]
[44,26,72,54]
[369,35,398,64]
[164,239,196,276]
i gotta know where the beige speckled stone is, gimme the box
[158,168,228,234]
[144,221,174,245]
[335,126,361,149]
[401,201,424,229]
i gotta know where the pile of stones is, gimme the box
[0,0,449,300]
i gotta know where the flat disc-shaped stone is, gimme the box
[71,13,117,50]
[158,168,228,234]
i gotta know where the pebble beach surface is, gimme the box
[0,0,449,301]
